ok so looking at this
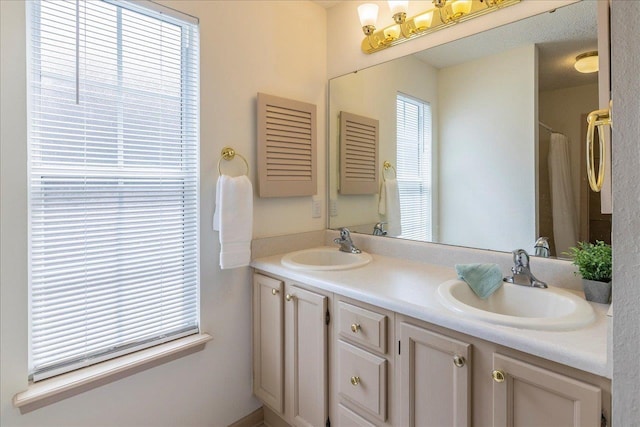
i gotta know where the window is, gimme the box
[28,0,199,381]
[396,93,432,241]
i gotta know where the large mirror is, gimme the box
[328,0,610,258]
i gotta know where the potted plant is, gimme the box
[565,241,612,303]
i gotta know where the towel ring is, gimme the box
[382,161,396,181]
[586,106,611,192]
[218,146,249,176]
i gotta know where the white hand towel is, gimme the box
[378,178,402,237]
[214,174,253,269]
[213,176,222,231]
[378,180,387,216]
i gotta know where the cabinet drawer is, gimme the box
[337,403,377,427]
[338,301,387,354]
[338,340,387,421]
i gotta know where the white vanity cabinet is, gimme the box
[252,273,330,427]
[395,315,611,427]
[252,271,610,427]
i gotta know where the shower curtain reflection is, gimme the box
[548,132,579,257]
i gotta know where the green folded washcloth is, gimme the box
[455,263,503,299]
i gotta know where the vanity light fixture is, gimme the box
[357,3,379,36]
[389,1,408,24]
[358,0,521,54]
[574,51,599,73]
[435,0,473,23]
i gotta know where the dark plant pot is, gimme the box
[582,279,612,304]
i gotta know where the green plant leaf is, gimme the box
[564,241,612,282]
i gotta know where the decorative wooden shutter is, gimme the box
[339,111,379,194]
[257,93,317,197]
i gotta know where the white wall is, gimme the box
[328,55,438,232]
[611,0,640,424]
[437,45,537,252]
[0,1,327,426]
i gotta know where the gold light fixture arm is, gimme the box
[586,106,612,192]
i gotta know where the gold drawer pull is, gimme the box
[271,288,279,296]
[351,323,361,333]
[453,355,466,368]
[492,370,505,383]
[350,376,361,386]
[285,293,294,302]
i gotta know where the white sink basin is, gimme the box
[437,279,595,331]
[281,247,372,271]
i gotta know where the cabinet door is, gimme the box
[399,322,471,427]
[285,284,328,427]
[252,274,284,413]
[492,353,601,427]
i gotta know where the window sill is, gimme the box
[13,333,212,414]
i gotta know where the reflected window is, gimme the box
[396,94,432,241]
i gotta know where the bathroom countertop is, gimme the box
[251,249,610,379]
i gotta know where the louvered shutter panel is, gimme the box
[257,93,317,197]
[339,112,379,194]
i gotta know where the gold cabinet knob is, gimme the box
[453,355,466,368]
[351,323,361,333]
[350,376,360,386]
[285,293,293,302]
[271,288,279,296]
[492,370,505,383]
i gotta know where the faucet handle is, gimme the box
[373,222,387,236]
[534,237,550,258]
[534,237,549,246]
[512,249,530,268]
[339,227,352,240]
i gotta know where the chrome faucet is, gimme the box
[334,228,362,254]
[503,249,548,288]
[373,222,387,236]
[534,237,550,258]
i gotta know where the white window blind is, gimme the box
[396,94,432,241]
[28,0,200,381]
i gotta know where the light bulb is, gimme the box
[574,51,599,73]
[388,1,408,16]
[358,3,379,28]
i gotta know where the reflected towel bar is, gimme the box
[586,103,612,192]
[382,160,397,181]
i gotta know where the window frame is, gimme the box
[396,92,433,242]
[27,0,201,382]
